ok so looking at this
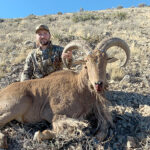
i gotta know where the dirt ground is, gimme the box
[0,7,150,150]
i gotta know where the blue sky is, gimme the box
[0,0,150,18]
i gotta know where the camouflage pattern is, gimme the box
[20,42,64,81]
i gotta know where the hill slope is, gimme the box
[0,7,150,149]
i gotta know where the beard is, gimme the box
[39,39,49,46]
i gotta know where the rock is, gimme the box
[120,75,130,84]
[142,77,150,87]
[96,144,104,150]
[126,136,137,149]
[139,105,150,117]
[108,21,112,26]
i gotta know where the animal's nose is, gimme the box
[95,81,103,92]
[95,81,103,87]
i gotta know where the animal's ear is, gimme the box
[107,57,118,63]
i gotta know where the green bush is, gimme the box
[114,12,127,20]
[102,12,128,21]
[72,13,99,23]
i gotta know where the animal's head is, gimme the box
[62,38,130,93]
[80,50,107,92]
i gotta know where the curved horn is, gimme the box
[62,40,93,68]
[95,37,130,67]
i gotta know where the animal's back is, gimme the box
[44,70,96,118]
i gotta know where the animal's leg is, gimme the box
[33,130,56,142]
[96,119,109,141]
[0,112,14,127]
[40,102,53,123]
[0,96,32,127]
[94,99,113,142]
[52,115,88,136]
[33,115,88,142]
[0,96,32,148]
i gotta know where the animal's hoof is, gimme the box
[33,131,41,142]
[0,133,8,149]
[33,130,56,142]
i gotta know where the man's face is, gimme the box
[36,29,50,46]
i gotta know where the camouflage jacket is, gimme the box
[20,42,64,81]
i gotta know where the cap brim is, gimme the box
[36,28,50,33]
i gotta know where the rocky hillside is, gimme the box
[0,7,150,149]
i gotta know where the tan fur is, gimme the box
[0,50,113,147]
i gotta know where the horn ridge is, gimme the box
[95,37,130,67]
[62,40,92,68]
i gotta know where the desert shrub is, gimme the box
[0,61,11,78]
[57,12,63,15]
[26,14,37,19]
[80,8,84,12]
[0,19,4,23]
[52,33,63,41]
[65,16,70,19]
[101,12,127,21]
[0,71,5,79]
[49,17,56,22]
[13,18,22,22]
[117,6,124,9]
[138,3,147,7]
[72,13,99,23]
[13,55,26,64]
[114,12,127,20]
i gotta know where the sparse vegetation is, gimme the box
[0,71,5,79]
[117,6,124,9]
[113,12,128,20]
[138,3,147,7]
[52,33,64,41]
[72,13,99,23]
[26,14,37,19]
[97,11,128,21]
[13,54,26,64]
[57,12,63,15]
[0,19,4,23]
[48,16,56,22]
[0,62,11,79]
[110,67,125,81]
[80,8,84,12]
[0,6,150,150]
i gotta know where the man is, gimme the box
[20,24,72,81]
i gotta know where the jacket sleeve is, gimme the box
[20,52,34,81]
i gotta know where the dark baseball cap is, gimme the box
[35,24,50,33]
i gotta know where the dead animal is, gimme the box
[0,37,130,148]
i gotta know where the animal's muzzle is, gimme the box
[95,81,103,92]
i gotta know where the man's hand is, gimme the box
[62,51,72,60]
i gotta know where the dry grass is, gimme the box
[0,6,150,149]
[107,63,125,81]
[0,71,5,79]
[2,119,102,150]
